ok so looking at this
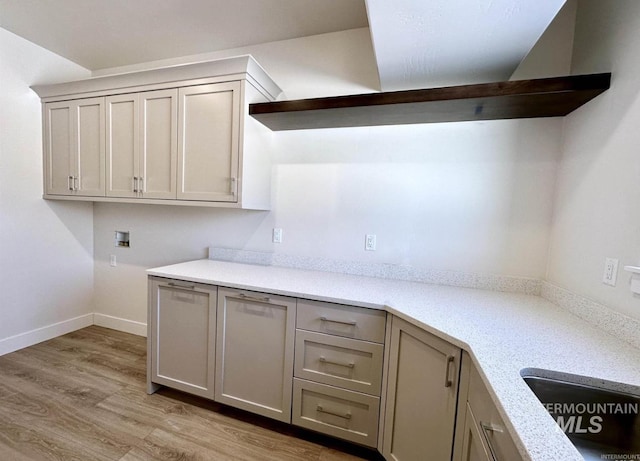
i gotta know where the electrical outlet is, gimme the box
[602,257,619,286]
[110,255,117,267]
[272,228,283,244]
[365,234,376,251]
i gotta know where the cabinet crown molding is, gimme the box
[31,55,282,102]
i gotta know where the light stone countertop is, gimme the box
[147,259,640,461]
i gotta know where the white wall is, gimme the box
[547,0,640,321]
[0,28,95,347]
[92,28,380,99]
[510,0,577,81]
[2,6,634,340]
[93,29,562,325]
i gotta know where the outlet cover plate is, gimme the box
[603,257,619,286]
[365,234,376,251]
[272,228,283,244]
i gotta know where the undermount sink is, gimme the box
[522,375,640,461]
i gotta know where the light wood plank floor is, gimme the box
[0,326,381,461]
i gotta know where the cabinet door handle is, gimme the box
[444,355,455,388]
[138,176,143,194]
[319,356,355,369]
[133,176,138,193]
[230,177,237,196]
[480,422,504,461]
[73,176,79,191]
[316,404,352,420]
[68,176,74,191]
[167,281,195,290]
[320,317,357,327]
[237,292,271,303]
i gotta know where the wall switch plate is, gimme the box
[602,257,619,286]
[365,234,376,251]
[272,228,283,244]
[110,255,117,267]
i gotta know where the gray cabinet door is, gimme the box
[215,287,296,422]
[460,403,492,461]
[382,316,461,461]
[148,278,216,399]
[140,89,178,199]
[74,98,105,196]
[44,101,74,195]
[462,364,523,461]
[106,93,138,198]
[177,82,240,202]
[107,89,177,199]
[44,97,105,196]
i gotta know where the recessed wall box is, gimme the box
[115,231,130,248]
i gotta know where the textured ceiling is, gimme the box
[0,0,368,71]
[366,0,567,90]
[0,0,567,90]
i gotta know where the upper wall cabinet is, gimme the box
[178,83,239,202]
[44,97,106,196]
[33,56,282,210]
[106,89,178,200]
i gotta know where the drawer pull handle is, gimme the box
[167,282,195,290]
[316,404,352,420]
[238,293,271,303]
[444,355,455,388]
[319,356,355,369]
[320,317,357,327]
[480,422,504,461]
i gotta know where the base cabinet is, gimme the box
[382,316,462,461]
[215,287,296,422]
[460,403,493,461]
[147,276,526,461]
[148,277,217,399]
[455,356,523,461]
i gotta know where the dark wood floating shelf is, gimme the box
[249,73,611,130]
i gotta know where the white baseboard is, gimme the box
[0,313,94,356]
[93,313,147,337]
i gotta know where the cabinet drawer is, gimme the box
[296,299,386,343]
[294,330,383,395]
[292,378,380,448]
[467,366,522,461]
